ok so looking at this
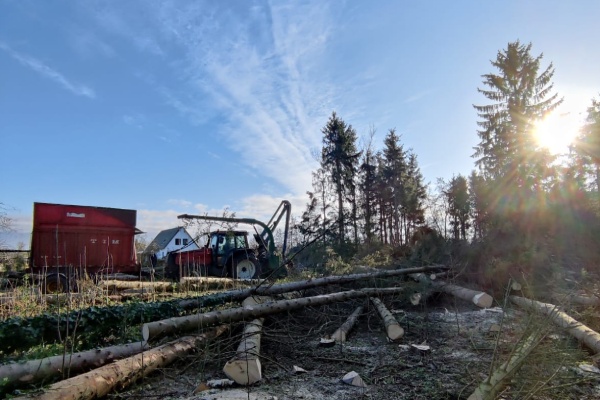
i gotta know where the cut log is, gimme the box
[468,332,541,400]
[0,342,148,391]
[370,297,404,341]
[553,292,600,307]
[510,281,522,291]
[12,326,229,400]
[510,295,600,354]
[331,306,363,342]
[142,287,404,342]
[409,292,422,305]
[410,273,493,308]
[100,280,175,292]
[222,296,272,385]
[223,318,264,385]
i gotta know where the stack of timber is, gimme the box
[4,265,451,399]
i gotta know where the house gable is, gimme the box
[146,227,200,259]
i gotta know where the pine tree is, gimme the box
[446,175,471,240]
[403,152,427,242]
[359,131,379,246]
[382,129,407,245]
[473,41,562,190]
[575,96,600,200]
[320,112,361,247]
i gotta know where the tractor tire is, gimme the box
[43,274,69,294]
[231,254,261,280]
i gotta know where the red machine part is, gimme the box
[30,202,139,274]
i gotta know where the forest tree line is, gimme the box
[292,40,600,291]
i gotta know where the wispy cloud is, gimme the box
[91,5,164,56]
[403,90,434,104]
[70,31,116,59]
[167,199,193,208]
[160,2,336,194]
[0,40,96,99]
[89,1,337,196]
[122,113,146,129]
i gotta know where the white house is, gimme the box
[146,227,200,260]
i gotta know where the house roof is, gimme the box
[145,227,189,252]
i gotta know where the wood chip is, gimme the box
[293,365,307,374]
[342,371,367,388]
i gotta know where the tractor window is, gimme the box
[234,235,246,249]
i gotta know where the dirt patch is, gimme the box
[114,294,600,400]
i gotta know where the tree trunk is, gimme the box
[468,332,541,400]
[223,318,264,385]
[222,296,272,385]
[100,280,176,292]
[331,306,363,342]
[410,273,493,308]
[0,342,148,392]
[510,295,600,354]
[553,292,600,307]
[13,326,228,400]
[370,297,404,341]
[175,265,445,311]
[143,287,405,342]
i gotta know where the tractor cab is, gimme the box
[209,230,250,267]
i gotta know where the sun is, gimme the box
[533,111,581,155]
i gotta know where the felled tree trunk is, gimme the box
[510,295,600,354]
[552,292,600,307]
[370,297,404,341]
[468,333,541,400]
[331,306,363,342]
[223,318,264,385]
[13,326,228,400]
[410,273,493,308]
[143,287,405,342]
[0,342,148,392]
[222,296,272,385]
[100,280,175,292]
[171,265,445,313]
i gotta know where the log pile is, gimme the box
[6,264,539,400]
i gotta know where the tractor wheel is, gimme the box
[43,274,69,294]
[231,254,261,280]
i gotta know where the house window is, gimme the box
[175,239,181,246]
[183,239,188,245]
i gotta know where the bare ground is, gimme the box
[112,292,600,400]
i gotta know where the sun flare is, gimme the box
[533,111,581,155]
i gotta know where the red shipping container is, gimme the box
[30,203,140,275]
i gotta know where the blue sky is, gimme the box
[1,1,600,248]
